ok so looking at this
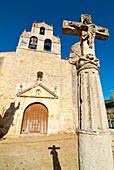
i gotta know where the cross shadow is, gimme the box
[0,102,20,139]
[48,145,61,170]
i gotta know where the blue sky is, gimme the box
[0,0,114,100]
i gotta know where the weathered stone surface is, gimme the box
[62,14,114,170]
[79,132,113,170]
[62,14,109,40]
[0,22,78,138]
[0,15,113,169]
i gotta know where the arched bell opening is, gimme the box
[40,27,45,35]
[29,36,38,49]
[44,39,52,52]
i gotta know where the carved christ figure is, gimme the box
[62,14,109,64]
[82,24,96,49]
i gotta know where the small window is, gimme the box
[29,36,38,49]
[44,39,52,51]
[37,71,43,81]
[40,27,45,35]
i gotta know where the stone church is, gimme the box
[0,22,78,137]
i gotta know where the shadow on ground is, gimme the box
[48,145,61,170]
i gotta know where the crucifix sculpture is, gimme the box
[62,14,109,68]
[62,14,113,170]
[62,14,109,53]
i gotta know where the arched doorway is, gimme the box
[21,103,48,134]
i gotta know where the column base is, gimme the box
[78,130,114,170]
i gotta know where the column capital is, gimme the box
[77,58,99,74]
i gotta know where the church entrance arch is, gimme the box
[21,103,48,134]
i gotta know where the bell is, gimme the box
[44,42,51,51]
[30,43,36,49]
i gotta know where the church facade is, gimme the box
[0,22,78,137]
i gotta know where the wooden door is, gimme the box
[21,103,48,134]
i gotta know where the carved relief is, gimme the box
[69,42,81,67]
[80,14,92,25]
[63,14,109,69]
[69,41,99,69]
[77,57,100,71]
[81,24,96,49]
[36,89,41,96]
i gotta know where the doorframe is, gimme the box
[20,102,49,135]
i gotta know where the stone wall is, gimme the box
[0,49,78,137]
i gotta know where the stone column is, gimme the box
[77,60,114,170]
[62,14,113,169]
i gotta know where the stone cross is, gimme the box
[62,14,114,170]
[62,14,109,60]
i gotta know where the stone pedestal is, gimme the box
[79,131,113,170]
